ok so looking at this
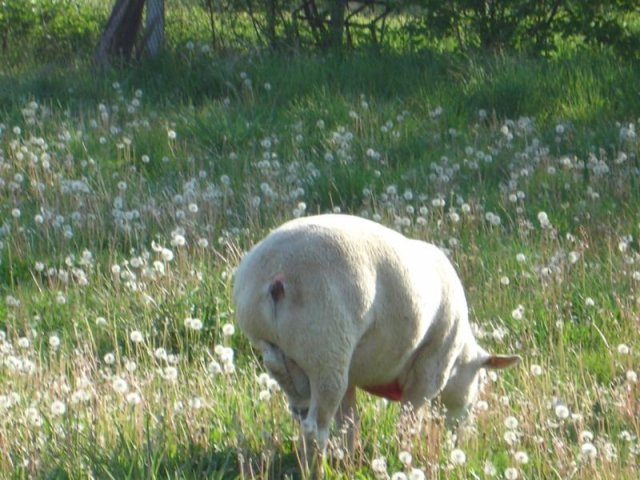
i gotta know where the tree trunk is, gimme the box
[95,0,146,65]
[145,0,165,56]
[328,0,347,48]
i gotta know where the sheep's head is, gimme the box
[260,341,311,418]
[440,345,520,424]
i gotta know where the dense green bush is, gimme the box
[406,0,640,56]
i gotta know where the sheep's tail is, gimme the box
[268,276,285,303]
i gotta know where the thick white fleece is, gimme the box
[233,214,518,452]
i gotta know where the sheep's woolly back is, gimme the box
[233,214,470,391]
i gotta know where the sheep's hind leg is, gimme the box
[299,369,349,472]
[334,386,359,454]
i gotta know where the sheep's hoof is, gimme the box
[290,405,309,420]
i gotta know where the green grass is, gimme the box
[1,8,640,479]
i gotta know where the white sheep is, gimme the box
[233,214,519,454]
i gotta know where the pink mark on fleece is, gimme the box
[362,381,403,401]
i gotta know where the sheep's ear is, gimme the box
[483,354,521,369]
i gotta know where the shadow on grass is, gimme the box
[2,48,639,135]
[24,443,306,480]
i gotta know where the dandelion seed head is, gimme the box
[483,460,497,476]
[398,450,412,466]
[126,392,141,405]
[514,451,529,464]
[331,447,345,461]
[50,400,66,416]
[371,456,387,474]
[568,251,580,264]
[189,396,203,410]
[581,442,597,460]
[618,430,632,442]
[257,373,271,388]
[26,407,43,427]
[129,330,144,343]
[217,346,234,364]
[112,377,128,394]
[185,317,203,331]
[555,404,570,419]
[512,305,524,320]
[617,343,630,355]
[432,197,446,208]
[49,335,60,350]
[408,469,426,480]
[162,366,178,381]
[580,431,594,443]
[504,430,518,445]
[171,234,186,247]
[222,323,235,337]
[450,448,466,465]
[258,389,271,401]
[504,416,519,429]
[208,360,222,375]
[505,467,519,479]
[485,212,501,226]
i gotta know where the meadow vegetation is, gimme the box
[0,1,639,479]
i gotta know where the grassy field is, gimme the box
[1,6,640,478]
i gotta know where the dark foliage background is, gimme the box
[1,0,638,61]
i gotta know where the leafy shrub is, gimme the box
[406,0,640,56]
[0,0,104,60]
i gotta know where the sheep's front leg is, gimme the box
[400,334,458,410]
